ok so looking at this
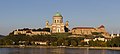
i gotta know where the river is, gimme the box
[0,47,120,54]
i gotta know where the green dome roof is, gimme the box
[54,12,62,17]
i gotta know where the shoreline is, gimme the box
[0,45,120,50]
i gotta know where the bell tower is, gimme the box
[65,21,69,28]
[45,20,49,28]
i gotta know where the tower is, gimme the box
[65,21,69,28]
[45,20,49,28]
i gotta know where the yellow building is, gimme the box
[72,25,110,37]
[13,29,51,36]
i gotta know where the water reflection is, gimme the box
[0,48,120,54]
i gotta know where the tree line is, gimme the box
[0,34,120,47]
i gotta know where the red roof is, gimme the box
[72,27,95,30]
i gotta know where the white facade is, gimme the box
[84,39,92,44]
[93,37,107,42]
[34,41,47,45]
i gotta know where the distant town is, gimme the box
[0,12,120,47]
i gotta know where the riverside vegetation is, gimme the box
[0,33,120,47]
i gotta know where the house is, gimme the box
[34,41,47,45]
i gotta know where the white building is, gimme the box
[84,36,111,44]
[34,41,47,45]
[93,36,107,42]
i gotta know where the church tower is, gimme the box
[51,12,65,33]
[45,20,49,28]
[65,21,69,28]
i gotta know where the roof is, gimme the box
[53,12,62,17]
[72,27,95,30]
[98,25,105,29]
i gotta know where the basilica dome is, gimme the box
[54,12,62,17]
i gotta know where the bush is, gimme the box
[71,40,78,46]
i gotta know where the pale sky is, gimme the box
[0,0,120,35]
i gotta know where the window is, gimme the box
[55,20,56,23]
[57,20,59,23]
[60,20,62,23]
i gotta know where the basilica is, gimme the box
[45,12,69,33]
[11,12,110,37]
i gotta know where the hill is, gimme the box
[0,35,5,39]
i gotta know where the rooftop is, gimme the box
[54,12,62,17]
[98,25,105,29]
[72,27,95,29]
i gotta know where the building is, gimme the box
[12,28,51,36]
[34,41,47,45]
[110,34,120,38]
[84,38,92,44]
[72,25,110,37]
[84,36,111,44]
[93,36,107,42]
[46,12,69,33]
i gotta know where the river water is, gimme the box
[0,47,120,54]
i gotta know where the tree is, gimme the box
[64,26,69,32]
[63,40,70,46]
[0,39,4,45]
[0,39,13,45]
[57,38,64,46]
[108,37,120,47]
[92,32,102,36]
[89,40,107,47]
[51,42,57,46]
[42,28,50,32]
[71,40,77,46]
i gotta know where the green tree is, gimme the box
[92,32,102,36]
[42,28,50,32]
[108,37,120,47]
[0,39,4,45]
[63,40,70,46]
[51,42,57,46]
[89,40,107,47]
[57,38,64,46]
[71,40,77,46]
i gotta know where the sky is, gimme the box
[0,0,120,35]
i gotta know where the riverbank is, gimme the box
[0,45,58,48]
[0,45,120,50]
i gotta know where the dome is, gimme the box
[54,12,62,17]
